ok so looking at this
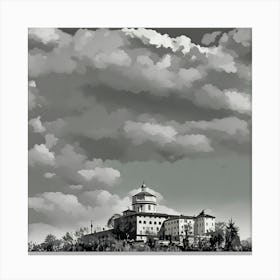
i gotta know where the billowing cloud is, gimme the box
[29,116,46,133]
[53,144,121,189]
[29,144,55,166]
[45,134,58,149]
[201,31,221,45]
[28,28,251,115]
[28,28,252,242]
[78,167,120,187]
[124,120,213,155]
[194,84,251,114]
[29,28,61,44]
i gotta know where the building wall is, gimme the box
[136,215,166,240]
[194,216,215,236]
[164,218,195,241]
[132,195,157,213]
[132,203,156,213]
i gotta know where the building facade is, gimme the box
[85,183,216,243]
[164,216,195,243]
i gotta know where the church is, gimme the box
[83,182,215,244]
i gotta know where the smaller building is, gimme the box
[194,210,215,236]
[163,215,195,243]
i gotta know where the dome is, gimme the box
[131,182,157,213]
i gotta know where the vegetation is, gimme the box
[28,219,251,252]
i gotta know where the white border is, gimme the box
[1,0,280,279]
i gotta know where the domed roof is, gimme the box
[132,183,156,197]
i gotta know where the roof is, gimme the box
[197,214,215,218]
[132,191,156,197]
[115,212,195,220]
[165,215,196,222]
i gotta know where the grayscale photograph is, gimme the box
[28,27,252,253]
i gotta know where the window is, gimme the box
[159,222,161,225]
[151,227,153,230]
[139,220,142,224]
[154,221,157,224]
[157,227,159,231]
[148,205,151,210]
[143,221,146,224]
[149,221,152,224]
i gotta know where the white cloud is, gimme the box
[69,184,83,191]
[44,172,56,179]
[194,84,251,115]
[28,28,250,115]
[124,121,177,146]
[29,116,45,133]
[52,144,121,189]
[185,117,250,138]
[29,144,55,166]
[29,28,61,44]
[78,167,120,187]
[93,49,131,68]
[45,134,58,149]
[123,120,213,154]
[123,28,195,55]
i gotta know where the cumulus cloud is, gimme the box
[29,144,55,166]
[194,84,251,114]
[51,144,122,189]
[123,28,202,55]
[78,167,120,187]
[124,120,213,155]
[28,28,252,242]
[201,31,222,45]
[45,134,58,149]
[28,190,130,240]
[44,172,56,179]
[29,28,61,44]
[232,28,251,47]
[29,116,46,133]
[28,80,43,110]
[28,27,250,116]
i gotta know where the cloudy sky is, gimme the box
[28,27,251,243]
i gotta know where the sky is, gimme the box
[28,27,252,243]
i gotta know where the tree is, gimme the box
[62,232,75,251]
[224,219,241,251]
[74,227,89,240]
[208,222,226,250]
[43,234,61,251]
[183,223,192,250]
[114,217,136,240]
[107,213,121,228]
